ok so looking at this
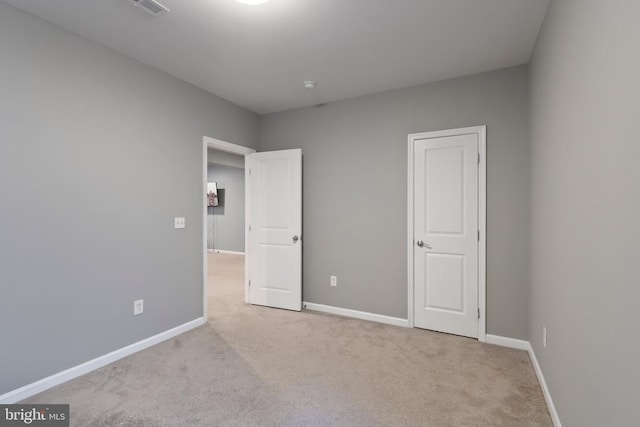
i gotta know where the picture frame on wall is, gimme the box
[207,182,219,207]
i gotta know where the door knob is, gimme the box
[416,240,432,249]
[292,235,299,243]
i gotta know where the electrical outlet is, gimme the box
[543,326,547,348]
[330,275,337,287]
[134,299,144,315]
[174,217,185,229]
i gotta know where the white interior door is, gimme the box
[413,133,479,338]
[248,149,302,311]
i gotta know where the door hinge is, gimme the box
[478,153,480,164]
[249,169,252,176]
[249,225,252,231]
[478,230,480,241]
[249,280,251,287]
[478,308,480,319]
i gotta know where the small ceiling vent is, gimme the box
[129,0,169,16]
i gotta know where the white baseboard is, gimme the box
[485,334,530,351]
[484,334,561,427]
[527,343,562,427]
[0,317,206,404]
[213,249,245,255]
[303,302,409,328]
[207,249,214,253]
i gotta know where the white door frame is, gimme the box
[407,126,487,342]
[202,136,255,320]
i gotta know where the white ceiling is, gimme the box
[3,0,550,114]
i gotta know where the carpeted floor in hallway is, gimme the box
[26,252,552,426]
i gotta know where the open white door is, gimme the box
[247,149,302,311]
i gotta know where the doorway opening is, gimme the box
[202,137,254,322]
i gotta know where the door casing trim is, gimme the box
[407,126,486,341]
[203,136,255,320]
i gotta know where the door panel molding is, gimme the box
[407,126,486,341]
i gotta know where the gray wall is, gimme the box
[207,149,245,169]
[529,0,639,425]
[0,2,258,395]
[207,163,245,253]
[260,66,530,339]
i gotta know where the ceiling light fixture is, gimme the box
[303,81,316,89]
[236,0,269,5]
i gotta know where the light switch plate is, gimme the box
[174,217,185,229]
[134,299,144,315]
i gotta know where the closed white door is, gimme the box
[247,149,302,311]
[413,132,479,338]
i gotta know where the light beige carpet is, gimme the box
[26,252,551,426]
